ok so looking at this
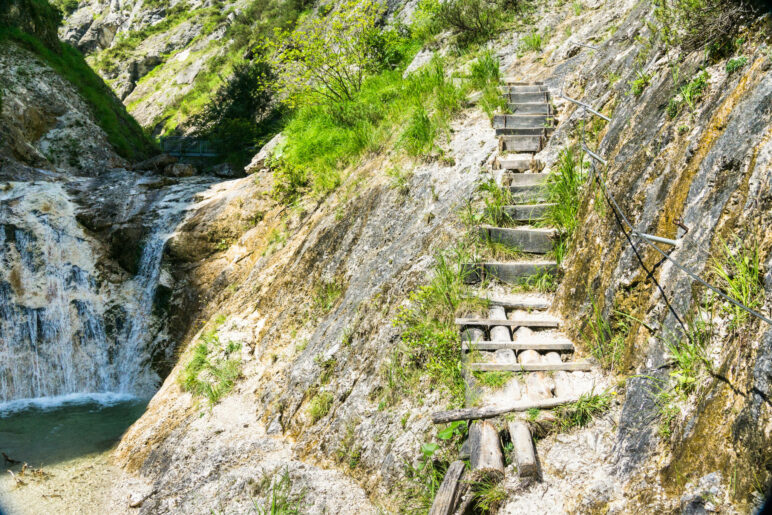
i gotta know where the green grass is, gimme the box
[308,391,334,422]
[520,30,543,52]
[582,298,629,371]
[179,330,241,405]
[667,70,710,117]
[543,146,586,265]
[0,27,154,160]
[479,180,515,227]
[470,475,507,512]
[628,70,651,96]
[252,468,306,515]
[554,390,612,430]
[271,41,502,202]
[388,245,488,406]
[312,280,345,313]
[473,370,514,389]
[514,268,556,293]
[712,236,763,329]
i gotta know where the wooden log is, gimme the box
[488,306,511,342]
[468,362,593,372]
[461,341,574,351]
[469,421,505,478]
[431,397,579,424]
[455,317,559,328]
[508,421,538,477]
[520,349,551,400]
[429,460,466,515]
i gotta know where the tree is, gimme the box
[268,0,385,106]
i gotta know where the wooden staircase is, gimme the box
[430,80,598,511]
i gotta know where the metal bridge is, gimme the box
[160,137,219,157]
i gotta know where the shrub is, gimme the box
[725,56,747,74]
[191,59,280,168]
[437,0,501,45]
[269,0,385,105]
[652,0,752,54]
[469,50,500,88]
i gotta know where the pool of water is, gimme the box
[0,393,149,467]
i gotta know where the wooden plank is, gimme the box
[461,261,557,284]
[455,317,559,328]
[495,127,545,136]
[429,460,466,515]
[499,135,541,153]
[480,226,555,254]
[509,102,551,114]
[431,397,579,424]
[469,421,505,478]
[462,341,574,351]
[503,204,554,221]
[468,362,593,372]
[508,421,538,477]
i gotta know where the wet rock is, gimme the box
[163,163,196,177]
[132,154,177,173]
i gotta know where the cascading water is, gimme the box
[0,178,211,406]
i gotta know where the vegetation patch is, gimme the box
[388,246,487,406]
[711,235,763,330]
[308,391,334,422]
[251,467,307,514]
[179,326,242,405]
[554,390,613,430]
[543,146,586,265]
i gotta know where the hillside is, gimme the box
[1,0,771,513]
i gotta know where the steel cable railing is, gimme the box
[557,88,772,327]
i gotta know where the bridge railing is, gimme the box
[160,137,220,157]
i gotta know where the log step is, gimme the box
[456,315,560,328]
[479,226,555,254]
[500,135,541,153]
[509,103,551,114]
[494,114,553,129]
[462,261,557,284]
[506,92,548,103]
[508,421,538,477]
[462,340,575,351]
[432,397,578,424]
[469,361,593,372]
[503,203,554,221]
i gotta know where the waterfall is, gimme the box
[0,179,210,404]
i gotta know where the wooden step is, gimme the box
[503,203,554,221]
[495,127,545,136]
[501,85,546,94]
[462,340,575,351]
[493,114,553,129]
[509,102,551,115]
[456,314,560,328]
[494,154,539,171]
[469,361,593,372]
[482,292,552,310]
[509,185,547,203]
[480,226,555,254]
[500,135,542,153]
[508,173,548,186]
[462,261,557,284]
[506,92,548,103]
[503,78,545,85]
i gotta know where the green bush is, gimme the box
[652,0,751,54]
[191,58,281,168]
[436,0,501,45]
[520,30,542,52]
[725,56,748,74]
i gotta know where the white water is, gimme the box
[0,179,209,405]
